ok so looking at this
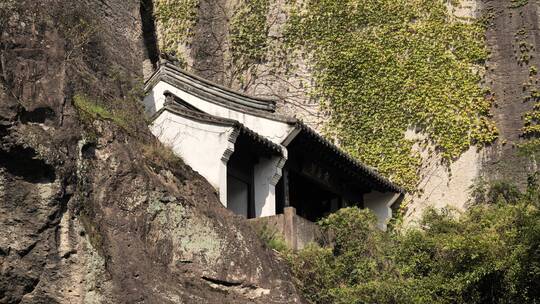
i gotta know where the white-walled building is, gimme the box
[144,60,404,230]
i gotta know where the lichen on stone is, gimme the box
[147,199,223,266]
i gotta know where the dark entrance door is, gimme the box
[227,174,250,218]
[226,141,256,218]
[288,170,340,222]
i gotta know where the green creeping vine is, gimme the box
[519,89,540,155]
[154,0,199,64]
[285,0,497,191]
[517,27,540,156]
[229,0,271,71]
[515,28,532,65]
[510,0,529,8]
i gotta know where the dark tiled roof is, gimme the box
[292,121,404,193]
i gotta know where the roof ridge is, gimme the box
[145,62,297,123]
[160,60,279,105]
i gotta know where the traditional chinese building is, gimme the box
[143,60,404,241]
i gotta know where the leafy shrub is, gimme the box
[289,181,540,303]
[257,224,288,252]
[73,92,144,133]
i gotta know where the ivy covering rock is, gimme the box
[230,0,271,67]
[154,0,199,64]
[285,0,498,190]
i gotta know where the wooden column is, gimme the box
[283,168,290,207]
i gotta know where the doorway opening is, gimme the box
[226,135,257,218]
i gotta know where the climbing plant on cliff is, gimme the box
[230,0,270,66]
[516,27,540,157]
[228,0,271,87]
[285,0,497,190]
[154,0,199,64]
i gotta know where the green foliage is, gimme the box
[514,28,532,65]
[288,244,337,303]
[230,0,270,66]
[530,66,538,75]
[469,178,522,205]
[519,87,540,155]
[517,25,540,155]
[256,224,288,252]
[74,94,115,122]
[289,208,397,304]
[72,66,147,134]
[285,0,497,190]
[290,181,540,304]
[73,94,129,130]
[154,0,199,63]
[510,0,529,8]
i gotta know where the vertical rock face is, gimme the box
[0,0,304,303]
[190,0,230,84]
[481,0,539,186]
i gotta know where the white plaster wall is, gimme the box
[253,155,282,217]
[151,110,235,206]
[145,81,295,143]
[363,191,401,231]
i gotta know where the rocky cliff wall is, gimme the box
[481,0,540,184]
[0,1,304,303]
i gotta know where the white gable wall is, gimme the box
[150,109,285,218]
[151,111,235,205]
[254,155,283,217]
[144,81,295,144]
[363,191,402,231]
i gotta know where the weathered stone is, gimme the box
[0,0,304,303]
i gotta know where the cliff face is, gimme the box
[0,1,303,303]
[481,0,539,184]
[156,0,540,223]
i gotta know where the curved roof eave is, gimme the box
[154,103,283,156]
[145,61,297,124]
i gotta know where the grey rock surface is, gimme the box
[0,1,304,303]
